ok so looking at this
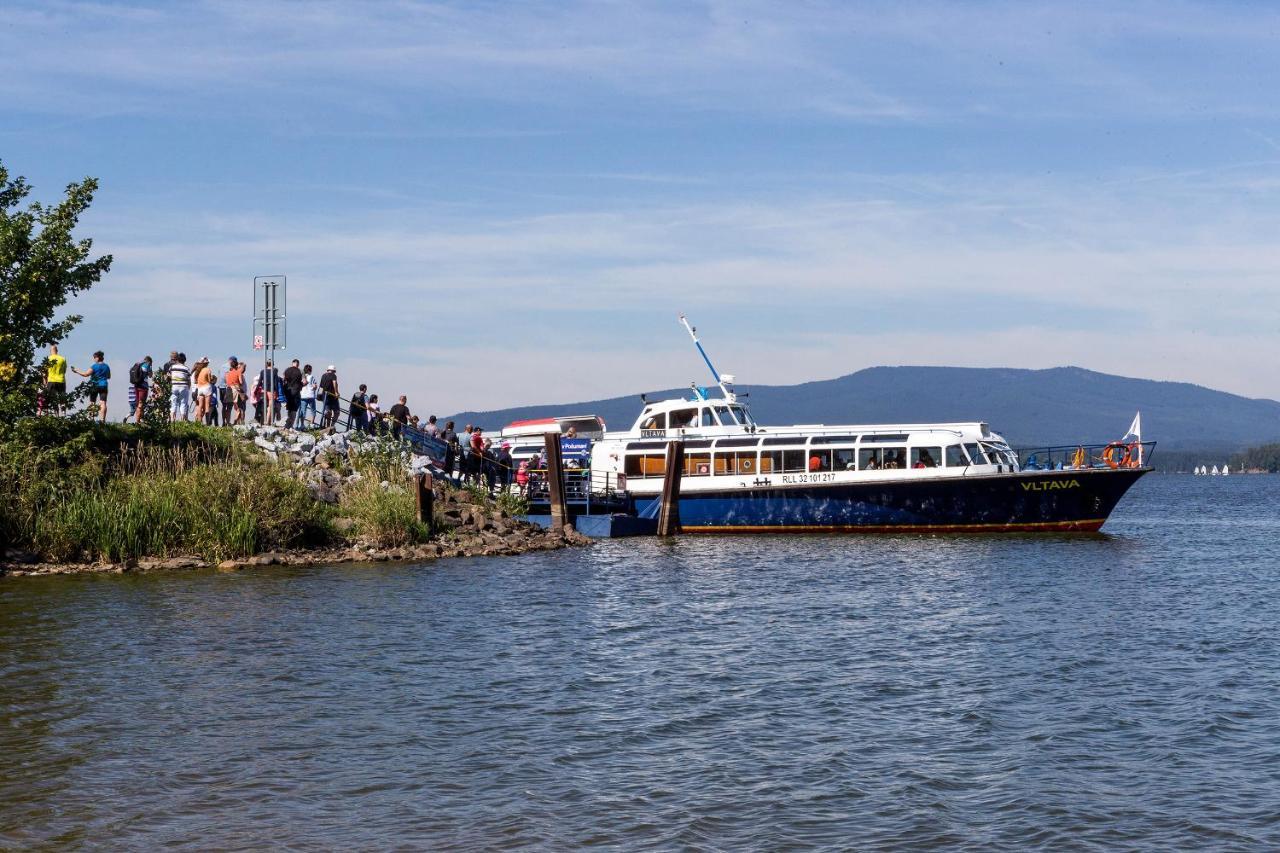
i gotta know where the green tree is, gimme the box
[0,161,112,419]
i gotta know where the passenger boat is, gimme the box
[586,317,1153,533]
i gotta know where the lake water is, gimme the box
[3,475,1280,850]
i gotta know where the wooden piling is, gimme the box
[415,472,434,531]
[544,432,568,531]
[657,440,684,536]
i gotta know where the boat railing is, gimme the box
[523,467,628,512]
[1015,441,1157,471]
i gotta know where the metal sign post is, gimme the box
[253,275,287,423]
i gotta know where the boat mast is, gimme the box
[679,314,736,404]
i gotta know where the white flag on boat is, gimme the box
[1123,411,1141,442]
[1123,411,1143,465]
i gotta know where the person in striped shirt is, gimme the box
[169,353,192,422]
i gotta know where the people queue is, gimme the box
[36,346,532,494]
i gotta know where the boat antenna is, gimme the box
[679,314,736,403]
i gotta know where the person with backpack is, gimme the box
[281,359,304,429]
[129,356,153,423]
[224,359,245,425]
[217,356,238,425]
[318,365,340,428]
[349,384,370,433]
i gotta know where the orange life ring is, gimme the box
[1102,441,1129,469]
[1124,441,1141,468]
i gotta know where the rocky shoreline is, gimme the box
[1,524,590,578]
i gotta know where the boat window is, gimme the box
[684,439,713,449]
[862,434,910,443]
[881,448,907,470]
[859,448,882,470]
[701,408,719,427]
[713,453,737,475]
[714,405,742,426]
[761,437,803,447]
[626,441,668,451]
[562,417,602,436]
[641,412,666,431]
[982,442,1016,467]
[964,443,987,464]
[715,438,759,448]
[760,451,781,473]
[625,453,667,478]
[945,445,968,467]
[808,449,832,472]
[735,452,758,475]
[684,453,711,476]
[811,435,860,445]
[669,408,697,429]
[782,450,807,473]
[834,448,857,470]
[911,447,942,469]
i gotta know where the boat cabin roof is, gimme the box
[626,396,998,442]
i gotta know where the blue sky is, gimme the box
[5,0,1280,415]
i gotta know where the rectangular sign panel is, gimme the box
[253,275,287,350]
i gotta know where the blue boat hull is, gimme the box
[640,468,1148,533]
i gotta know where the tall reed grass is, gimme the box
[1,425,330,563]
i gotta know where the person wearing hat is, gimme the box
[318,365,340,428]
[495,441,514,492]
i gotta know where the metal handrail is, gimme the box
[1016,441,1157,470]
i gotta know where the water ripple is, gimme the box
[3,476,1280,849]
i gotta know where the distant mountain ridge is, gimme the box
[446,366,1280,452]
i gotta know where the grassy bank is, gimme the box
[0,418,331,563]
[1,418,549,570]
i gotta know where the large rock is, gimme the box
[308,484,340,504]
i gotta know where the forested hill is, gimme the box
[446,366,1280,452]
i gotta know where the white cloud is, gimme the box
[51,160,1280,412]
[6,0,1280,121]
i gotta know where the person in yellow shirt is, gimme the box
[40,344,68,415]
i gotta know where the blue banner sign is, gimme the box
[401,426,449,466]
[560,437,591,460]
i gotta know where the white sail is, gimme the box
[1211,465,1220,475]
